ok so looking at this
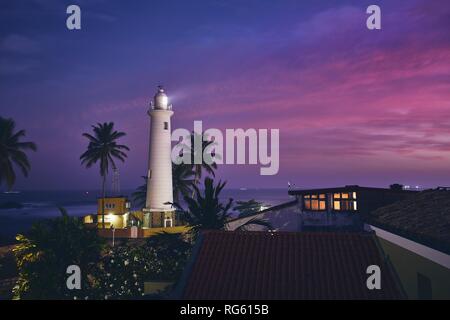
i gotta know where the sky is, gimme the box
[0,0,449,191]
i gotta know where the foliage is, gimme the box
[145,232,191,281]
[174,177,272,238]
[91,233,191,299]
[172,163,195,203]
[90,245,148,299]
[12,208,104,299]
[132,176,148,208]
[182,132,219,184]
[0,117,37,190]
[80,122,129,227]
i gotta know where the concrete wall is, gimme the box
[378,238,450,299]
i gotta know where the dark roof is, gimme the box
[288,185,416,195]
[176,231,404,300]
[368,190,450,254]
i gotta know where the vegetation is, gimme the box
[132,176,148,208]
[184,131,219,190]
[82,233,191,299]
[145,232,191,281]
[10,206,194,299]
[174,177,272,238]
[80,122,129,228]
[172,163,195,203]
[0,117,37,191]
[12,208,104,299]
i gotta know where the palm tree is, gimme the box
[132,163,195,208]
[0,117,37,190]
[183,132,219,188]
[172,163,195,203]
[132,176,148,208]
[174,177,272,238]
[80,122,129,228]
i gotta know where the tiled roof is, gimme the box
[178,231,404,300]
[368,190,450,254]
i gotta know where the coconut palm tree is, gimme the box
[0,117,37,190]
[174,177,272,238]
[172,163,195,203]
[80,122,129,228]
[183,132,219,187]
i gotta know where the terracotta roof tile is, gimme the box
[180,231,404,299]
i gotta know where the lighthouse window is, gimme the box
[164,122,168,130]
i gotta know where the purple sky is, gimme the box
[1,0,450,191]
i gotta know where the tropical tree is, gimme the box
[234,199,268,218]
[132,176,148,208]
[132,164,195,208]
[13,208,104,299]
[183,132,219,188]
[80,122,129,228]
[174,177,272,238]
[172,163,195,203]
[145,232,192,281]
[0,117,37,190]
[90,232,191,300]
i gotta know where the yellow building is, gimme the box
[97,196,131,229]
[82,194,190,239]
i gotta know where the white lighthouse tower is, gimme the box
[144,86,175,228]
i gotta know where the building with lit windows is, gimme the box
[227,185,415,232]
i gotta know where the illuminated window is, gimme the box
[303,194,327,211]
[333,201,340,210]
[332,192,357,211]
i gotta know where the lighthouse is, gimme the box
[143,86,175,228]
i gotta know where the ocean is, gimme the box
[0,188,293,244]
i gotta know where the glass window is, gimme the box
[332,192,357,211]
[303,194,327,211]
[333,201,340,210]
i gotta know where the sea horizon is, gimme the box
[0,188,295,244]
